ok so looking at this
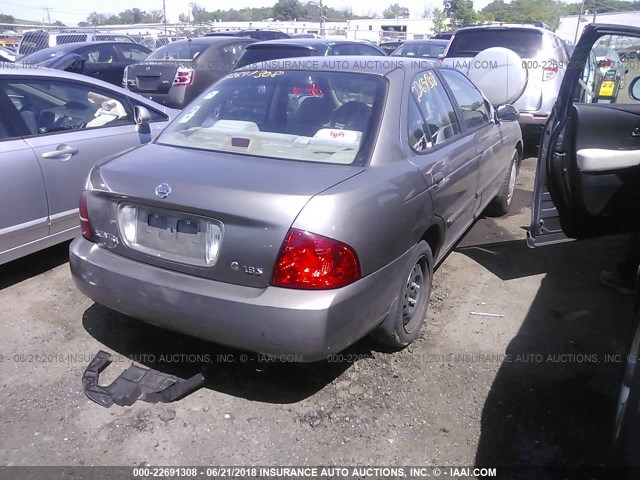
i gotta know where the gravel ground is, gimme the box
[0,156,635,472]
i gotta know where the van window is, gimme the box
[56,34,89,45]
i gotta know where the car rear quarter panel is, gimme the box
[293,67,439,276]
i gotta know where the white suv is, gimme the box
[440,24,570,142]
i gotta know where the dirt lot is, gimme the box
[0,155,636,471]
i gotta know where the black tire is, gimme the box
[371,241,433,349]
[485,149,519,217]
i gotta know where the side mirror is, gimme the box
[497,104,519,122]
[630,76,640,101]
[134,105,151,134]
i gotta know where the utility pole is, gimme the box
[319,0,324,38]
[573,0,586,43]
[43,7,52,25]
[163,0,167,34]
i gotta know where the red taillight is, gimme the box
[272,229,361,290]
[542,59,559,81]
[173,67,194,86]
[79,191,92,241]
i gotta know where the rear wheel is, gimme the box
[485,149,519,217]
[371,241,433,349]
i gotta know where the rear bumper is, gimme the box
[69,237,410,361]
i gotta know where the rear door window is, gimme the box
[56,34,88,45]
[439,69,491,130]
[409,70,461,148]
[447,29,542,59]
[114,44,150,62]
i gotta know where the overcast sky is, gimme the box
[0,0,575,26]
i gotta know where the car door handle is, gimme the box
[632,127,640,137]
[433,172,448,190]
[42,145,79,160]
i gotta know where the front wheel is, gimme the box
[485,149,519,217]
[371,241,433,349]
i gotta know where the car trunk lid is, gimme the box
[89,143,364,288]
[125,61,191,94]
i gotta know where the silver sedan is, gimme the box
[70,58,522,361]
[0,67,176,265]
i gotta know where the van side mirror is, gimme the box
[134,105,151,134]
[497,104,519,122]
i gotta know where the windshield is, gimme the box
[392,41,447,58]
[447,29,542,59]
[156,70,386,166]
[147,43,207,61]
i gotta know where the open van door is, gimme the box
[528,24,640,247]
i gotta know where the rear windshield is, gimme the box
[392,41,447,58]
[147,43,208,61]
[236,46,319,68]
[156,70,386,166]
[447,29,542,59]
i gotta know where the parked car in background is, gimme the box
[123,37,256,109]
[0,67,176,266]
[130,34,187,51]
[69,57,523,361]
[525,22,640,466]
[235,39,386,68]
[17,30,136,57]
[441,24,570,143]
[19,41,151,86]
[391,39,449,59]
[205,30,291,40]
[379,40,405,55]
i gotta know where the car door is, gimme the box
[404,69,480,253]
[529,24,640,247]
[438,68,509,209]
[0,75,166,237]
[0,92,49,264]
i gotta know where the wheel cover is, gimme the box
[402,259,427,332]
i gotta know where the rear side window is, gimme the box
[409,70,461,148]
[447,29,542,59]
[218,43,251,68]
[56,34,88,45]
[115,44,150,62]
[439,69,491,130]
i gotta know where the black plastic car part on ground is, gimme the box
[82,350,205,407]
